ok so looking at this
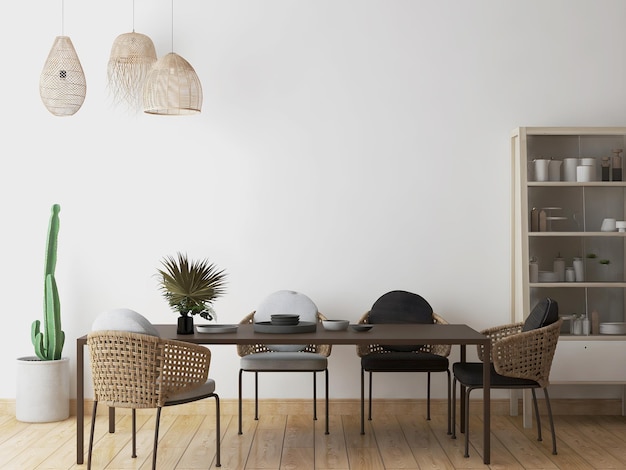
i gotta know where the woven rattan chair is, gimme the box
[87,330,221,469]
[356,290,452,435]
[237,290,331,435]
[452,298,562,458]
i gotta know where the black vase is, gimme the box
[177,315,194,334]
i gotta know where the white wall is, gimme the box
[2,0,626,401]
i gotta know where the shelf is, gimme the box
[528,182,626,187]
[530,282,626,288]
[529,232,626,237]
[559,334,626,341]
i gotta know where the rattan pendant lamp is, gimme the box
[143,0,202,115]
[108,0,157,111]
[39,0,86,116]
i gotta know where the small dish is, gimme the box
[350,324,373,332]
[322,320,349,331]
[196,324,238,334]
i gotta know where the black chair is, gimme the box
[452,298,562,458]
[356,290,452,435]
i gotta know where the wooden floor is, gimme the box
[0,407,625,469]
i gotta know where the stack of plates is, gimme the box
[270,314,300,326]
[599,322,626,335]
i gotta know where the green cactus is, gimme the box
[31,204,65,360]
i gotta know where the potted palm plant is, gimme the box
[157,252,227,334]
[16,204,69,422]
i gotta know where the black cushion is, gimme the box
[362,352,449,372]
[368,290,434,352]
[522,298,559,332]
[453,362,539,388]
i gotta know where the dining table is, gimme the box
[76,322,491,464]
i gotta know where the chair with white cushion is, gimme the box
[88,309,220,469]
[237,290,331,434]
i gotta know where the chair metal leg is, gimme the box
[313,372,317,420]
[360,366,365,435]
[464,386,473,458]
[427,372,431,420]
[451,377,457,439]
[368,371,373,421]
[152,407,162,470]
[214,394,221,467]
[446,370,452,435]
[324,368,329,434]
[531,388,543,442]
[238,369,243,435]
[87,401,98,470]
[254,372,259,420]
[543,387,558,455]
[132,408,137,458]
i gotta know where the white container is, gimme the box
[548,160,562,181]
[533,159,550,182]
[565,267,575,282]
[529,261,539,283]
[553,257,565,281]
[16,357,70,422]
[563,158,579,181]
[573,257,584,282]
[576,165,595,182]
[601,218,617,232]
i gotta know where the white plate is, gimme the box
[196,324,238,334]
[599,322,626,335]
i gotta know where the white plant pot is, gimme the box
[16,356,70,422]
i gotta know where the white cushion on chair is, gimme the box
[166,378,216,404]
[240,352,327,371]
[91,308,160,337]
[254,290,318,352]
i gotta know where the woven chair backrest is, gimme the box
[88,330,210,408]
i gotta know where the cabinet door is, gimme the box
[550,340,626,382]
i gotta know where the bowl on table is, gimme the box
[350,324,373,332]
[322,319,349,331]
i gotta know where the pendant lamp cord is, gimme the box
[132,0,135,32]
[171,0,175,53]
[61,0,64,36]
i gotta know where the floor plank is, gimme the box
[1,409,626,469]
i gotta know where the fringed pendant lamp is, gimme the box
[143,0,202,115]
[39,1,86,117]
[107,1,157,111]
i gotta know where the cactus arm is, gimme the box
[44,204,60,277]
[31,320,46,360]
[45,273,64,360]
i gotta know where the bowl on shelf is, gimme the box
[538,271,559,282]
[322,319,349,331]
[616,221,626,232]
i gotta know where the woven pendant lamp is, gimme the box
[108,32,157,110]
[143,0,202,115]
[39,35,86,117]
[143,52,202,115]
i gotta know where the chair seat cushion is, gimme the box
[240,352,327,371]
[453,362,540,388]
[361,351,449,372]
[165,378,216,405]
